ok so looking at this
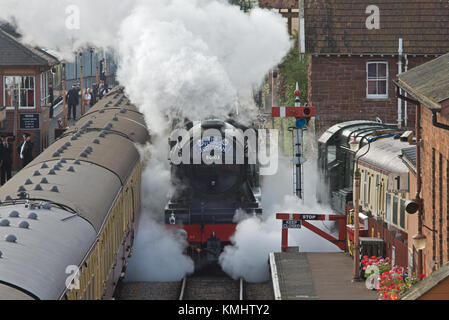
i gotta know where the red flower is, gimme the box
[419,273,426,280]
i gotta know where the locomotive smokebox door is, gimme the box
[206,233,221,261]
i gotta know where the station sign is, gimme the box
[299,214,319,220]
[282,220,301,229]
[20,113,40,130]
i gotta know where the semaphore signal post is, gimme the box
[271,83,315,200]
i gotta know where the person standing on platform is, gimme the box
[49,84,54,118]
[0,136,13,185]
[17,133,34,169]
[66,85,79,121]
[84,88,92,110]
[98,82,105,100]
[91,84,98,106]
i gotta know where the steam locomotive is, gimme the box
[165,119,262,267]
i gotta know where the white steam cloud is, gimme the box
[124,140,194,281]
[1,0,291,132]
[1,0,293,281]
[117,0,291,132]
[0,0,136,58]
[219,140,341,283]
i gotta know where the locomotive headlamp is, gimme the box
[169,213,176,225]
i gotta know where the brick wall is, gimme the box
[0,67,45,171]
[407,170,419,274]
[308,55,431,135]
[368,217,408,268]
[420,106,449,276]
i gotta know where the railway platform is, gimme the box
[269,249,377,300]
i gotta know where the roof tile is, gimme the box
[305,0,449,54]
[0,28,59,66]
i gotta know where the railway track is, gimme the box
[179,266,245,300]
[116,264,273,300]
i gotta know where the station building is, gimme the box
[258,0,449,135]
[396,53,449,286]
[0,26,59,171]
[302,0,449,135]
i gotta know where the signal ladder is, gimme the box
[290,128,304,200]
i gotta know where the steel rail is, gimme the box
[179,276,187,300]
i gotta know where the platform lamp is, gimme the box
[412,233,427,250]
[349,134,373,281]
[406,198,437,275]
[404,200,426,249]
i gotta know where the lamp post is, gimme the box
[349,134,373,281]
[79,51,85,116]
[62,61,67,128]
[414,103,424,276]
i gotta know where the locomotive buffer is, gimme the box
[272,83,315,199]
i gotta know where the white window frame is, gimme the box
[3,75,36,110]
[40,72,49,106]
[386,193,391,223]
[366,61,388,99]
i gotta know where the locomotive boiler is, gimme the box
[165,119,262,267]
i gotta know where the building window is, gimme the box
[3,76,35,109]
[400,199,406,229]
[386,193,391,222]
[368,175,372,207]
[363,170,367,206]
[375,175,379,215]
[392,196,398,225]
[392,246,396,266]
[366,61,388,99]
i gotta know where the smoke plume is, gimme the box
[219,134,341,283]
[1,0,292,281]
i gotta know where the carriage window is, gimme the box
[366,61,388,99]
[345,152,353,187]
[327,145,336,164]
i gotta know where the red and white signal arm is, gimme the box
[272,106,315,118]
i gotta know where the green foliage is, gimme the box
[276,35,309,107]
[228,0,241,5]
[228,0,257,10]
[273,32,309,156]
